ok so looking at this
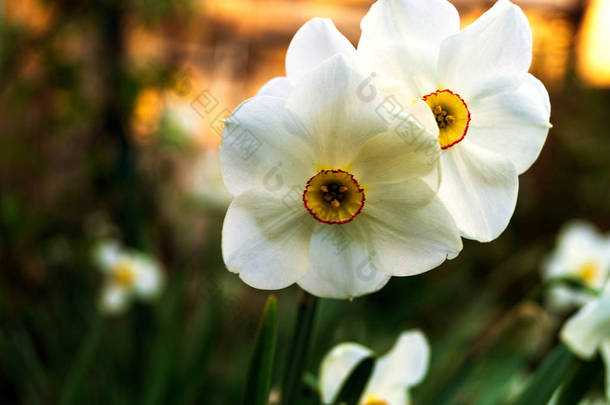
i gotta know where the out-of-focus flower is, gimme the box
[319,330,429,405]
[543,221,610,311]
[221,54,462,299]
[186,147,232,209]
[561,282,610,400]
[93,241,164,315]
[357,0,552,242]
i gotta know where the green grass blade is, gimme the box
[332,357,375,405]
[60,318,103,405]
[555,356,603,405]
[242,295,278,405]
[511,344,577,405]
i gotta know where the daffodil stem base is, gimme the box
[281,290,318,405]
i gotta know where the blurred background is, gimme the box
[1,0,610,403]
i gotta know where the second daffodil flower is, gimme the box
[543,221,610,311]
[358,0,552,242]
[94,241,164,315]
[319,330,429,405]
[221,55,462,299]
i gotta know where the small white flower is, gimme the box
[543,221,610,311]
[319,330,430,405]
[357,0,552,242]
[221,54,462,299]
[93,241,164,315]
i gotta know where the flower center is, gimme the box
[577,261,600,287]
[363,398,389,405]
[111,262,136,288]
[303,169,365,224]
[423,89,471,149]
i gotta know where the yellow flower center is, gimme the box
[303,169,365,224]
[577,261,601,286]
[363,397,389,405]
[111,262,136,288]
[423,89,471,149]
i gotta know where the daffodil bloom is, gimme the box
[319,330,429,405]
[221,55,462,299]
[561,282,610,400]
[357,0,552,242]
[94,241,164,314]
[543,221,610,311]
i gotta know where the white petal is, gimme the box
[256,77,293,98]
[561,284,610,359]
[361,181,463,277]
[600,339,610,401]
[437,0,532,100]
[297,221,391,299]
[467,74,551,174]
[358,0,460,99]
[350,101,441,186]
[364,330,430,403]
[99,285,129,315]
[222,190,314,290]
[438,140,518,242]
[319,343,374,404]
[545,285,595,313]
[133,255,164,299]
[285,54,389,169]
[93,240,121,272]
[221,96,316,196]
[285,18,356,81]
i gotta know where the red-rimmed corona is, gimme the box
[422,89,471,150]
[303,169,365,225]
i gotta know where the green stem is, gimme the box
[281,290,318,405]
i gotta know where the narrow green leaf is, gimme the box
[332,357,375,405]
[555,356,603,405]
[281,291,318,405]
[60,318,103,405]
[243,295,279,405]
[511,344,578,405]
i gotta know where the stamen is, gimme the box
[423,89,471,150]
[303,169,365,224]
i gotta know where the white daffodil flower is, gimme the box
[561,282,610,400]
[221,54,463,299]
[93,241,164,314]
[543,221,610,311]
[357,0,552,242]
[319,330,429,405]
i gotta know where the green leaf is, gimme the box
[60,318,103,405]
[242,295,279,405]
[281,291,318,405]
[332,357,375,405]
[555,356,603,405]
[511,344,578,405]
